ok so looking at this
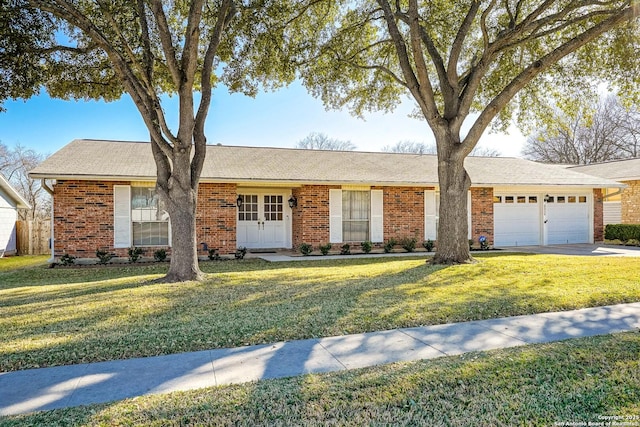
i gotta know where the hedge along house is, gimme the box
[29,139,624,259]
[569,158,640,226]
[0,174,31,256]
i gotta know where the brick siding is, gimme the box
[470,187,494,244]
[196,183,237,255]
[621,180,640,224]
[376,186,429,242]
[291,185,336,248]
[593,188,604,242]
[53,180,128,257]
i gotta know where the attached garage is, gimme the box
[493,192,592,247]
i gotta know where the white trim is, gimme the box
[113,185,131,248]
[329,189,342,243]
[424,190,437,240]
[370,190,384,243]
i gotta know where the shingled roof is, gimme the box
[30,139,623,188]
[569,158,640,182]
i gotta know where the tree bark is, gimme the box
[431,129,473,265]
[156,145,204,282]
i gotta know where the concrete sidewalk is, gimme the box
[1,302,639,416]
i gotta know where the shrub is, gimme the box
[423,239,435,252]
[605,224,640,242]
[383,238,397,253]
[153,248,167,262]
[299,243,313,256]
[361,241,372,254]
[60,253,76,266]
[469,239,475,250]
[208,248,221,260]
[340,244,351,255]
[96,249,113,265]
[128,247,143,263]
[319,243,332,255]
[399,236,417,252]
[235,247,247,260]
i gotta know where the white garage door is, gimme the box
[545,195,590,244]
[494,195,541,246]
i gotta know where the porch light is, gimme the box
[544,194,550,203]
[288,195,297,208]
[236,195,243,208]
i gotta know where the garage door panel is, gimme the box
[494,199,540,247]
[546,198,590,244]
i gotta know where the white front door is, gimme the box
[237,192,288,249]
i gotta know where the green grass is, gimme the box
[2,332,639,426]
[1,254,640,372]
[0,255,48,272]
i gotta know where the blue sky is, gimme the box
[0,80,525,156]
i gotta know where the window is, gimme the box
[529,196,537,203]
[131,187,170,246]
[579,196,587,203]
[493,196,502,203]
[342,191,370,241]
[505,196,514,204]
[517,196,526,203]
[264,195,283,221]
[568,196,576,203]
[557,196,566,203]
[238,194,258,221]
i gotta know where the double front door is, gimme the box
[237,192,288,249]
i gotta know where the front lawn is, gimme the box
[2,332,639,426]
[1,254,640,372]
[0,255,48,272]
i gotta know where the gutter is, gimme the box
[41,179,54,196]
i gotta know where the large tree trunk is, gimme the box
[156,145,204,282]
[431,132,474,265]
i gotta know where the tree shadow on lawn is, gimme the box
[4,332,638,424]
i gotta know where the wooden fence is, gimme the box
[16,220,51,255]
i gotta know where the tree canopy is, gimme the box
[4,0,326,281]
[299,0,640,263]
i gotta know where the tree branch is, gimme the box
[193,0,236,187]
[376,0,438,120]
[463,4,639,150]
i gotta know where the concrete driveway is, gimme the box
[500,243,640,257]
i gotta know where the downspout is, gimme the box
[41,180,55,262]
[602,189,622,200]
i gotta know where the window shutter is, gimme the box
[424,190,437,240]
[468,190,472,239]
[329,189,342,243]
[370,190,384,242]
[114,185,131,248]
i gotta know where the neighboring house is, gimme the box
[0,174,31,256]
[570,158,640,225]
[29,139,624,258]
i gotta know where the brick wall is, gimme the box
[593,188,604,242]
[53,180,128,257]
[54,181,238,258]
[292,185,335,248]
[621,180,640,224]
[470,187,494,244]
[196,183,237,255]
[376,186,428,242]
